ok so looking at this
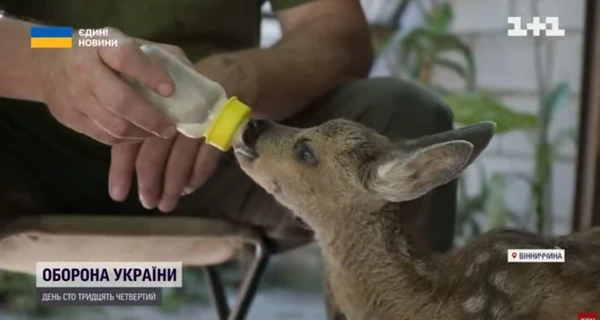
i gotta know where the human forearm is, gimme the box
[194,1,374,121]
[0,17,47,102]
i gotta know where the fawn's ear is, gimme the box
[368,122,495,202]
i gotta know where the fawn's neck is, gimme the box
[316,198,437,270]
[311,199,442,318]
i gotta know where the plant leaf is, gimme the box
[427,84,450,96]
[429,33,475,88]
[394,2,475,88]
[397,25,475,87]
[371,27,397,54]
[505,209,529,229]
[552,126,578,148]
[414,0,430,21]
[397,29,427,76]
[477,165,490,199]
[444,92,540,134]
[470,218,482,236]
[543,82,570,115]
[506,172,534,185]
[398,28,431,60]
[429,2,454,33]
[485,173,507,229]
[434,57,468,80]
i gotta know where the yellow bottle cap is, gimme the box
[204,97,251,151]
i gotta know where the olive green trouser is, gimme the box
[0,77,456,316]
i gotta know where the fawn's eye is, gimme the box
[295,140,318,166]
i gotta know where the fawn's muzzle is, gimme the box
[242,119,269,149]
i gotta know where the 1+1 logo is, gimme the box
[508,16,565,37]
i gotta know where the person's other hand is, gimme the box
[37,27,179,144]
[108,50,232,212]
[108,135,222,212]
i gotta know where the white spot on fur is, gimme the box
[490,301,508,318]
[490,271,507,287]
[465,264,476,277]
[475,252,491,264]
[463,291,487,313]
[494,243,508,251]
[398,242,410,258]
[377,160,398,177]
[465,253,491,277]
[392,237,411,259]
[414,260,429,276]
[489,270,516,294]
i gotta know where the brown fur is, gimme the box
[233,119,600,320]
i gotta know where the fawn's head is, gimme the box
[234,119,495,223]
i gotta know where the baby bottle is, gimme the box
[129,43,251,151]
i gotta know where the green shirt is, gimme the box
[1,0,311,61]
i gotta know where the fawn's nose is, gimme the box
[242,119,269,149]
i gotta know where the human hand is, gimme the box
[107,52,244,212]
[108,135,222,212]
[37,28,180,144]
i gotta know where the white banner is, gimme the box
[507,249,565,263]
[36,262,182,288]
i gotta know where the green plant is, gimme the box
[0,271,51,315]
[159,268,210,313]
[387,0,580,241]
[455,165,529,244]
[394,1,539,132]
[445,92,539,133]
[397,1,475,88]
[398,0,577,240]
[390,0,541,241]
[531,82,571,233]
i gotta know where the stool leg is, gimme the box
[204,266,230,320]
[227,241,271,320]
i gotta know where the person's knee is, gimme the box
[340,77,454,139]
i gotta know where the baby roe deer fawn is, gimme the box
[233,119,600,320]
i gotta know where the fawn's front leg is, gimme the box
[324,267,347,320]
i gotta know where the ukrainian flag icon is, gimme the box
[30,26,73,49]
